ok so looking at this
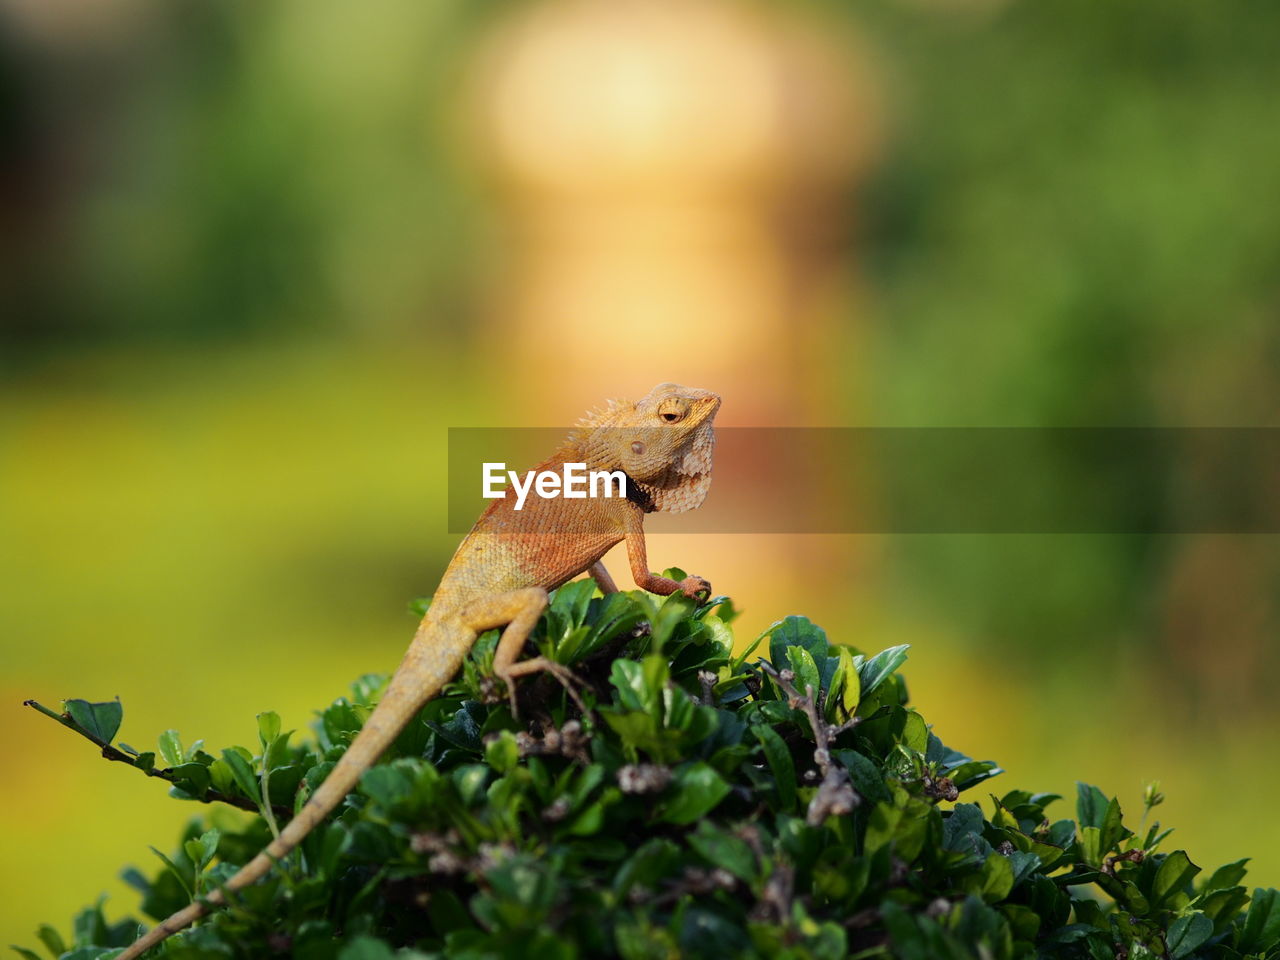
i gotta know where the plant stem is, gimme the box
[24,699,291,819]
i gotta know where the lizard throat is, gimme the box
[623,473,657,513]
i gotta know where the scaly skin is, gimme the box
[116,383,720,958]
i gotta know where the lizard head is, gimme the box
[573,383,720,514]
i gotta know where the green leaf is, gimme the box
[220,747,262,806]
[1076,782,1109,828]
[1239,887,1280,953]
[1166,912,1212,959]
[62,699,123,745]
[1152,851,1201,909]
[688,822,756,883]
[257,710,282,747]
[1079,826,1104,867]
[167,760,212,799]
[786,645,821,701]
[610,658,657,715]
[149,846,193,901]
[35,924,66,959]
[826,646,861,721]
[183,827,220,874]
[616,918,679,960]
[485,731,520,775]
[864,795,932,862]
[1008,850,1041,887]
[360,764,417,809]
[957,852,1015,903]
[1198,885,1251,932]
[577,592,647,662]
[730,627,769,673]
[650,592,697,654]
[564,801,605,837]
[551,577,596,621]
[942,803,988,861]
[433,701,485,753]
[657,763,731,825]
[699,614,735,658]
[552,624,593,665]
[1198,858,1249,897]
[1074,784,1128,866]
[857,645,909,698]
[641,655,669,720]
[753,725,796,811]
[835,749,890,804]
[337,937,397,960]
[157,730,184,767]
[453,764,489,806]
[898,710,929,753]
[1001,903,1041,943]
[767,616,829,671]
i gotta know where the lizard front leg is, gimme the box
[461,587,585,715]
[624,522,711,602]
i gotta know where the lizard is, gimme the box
[115,381,721,958]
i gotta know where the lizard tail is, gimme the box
[117,619,471,959]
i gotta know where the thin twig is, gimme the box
[24,699,291,819]
[755,663,861,826]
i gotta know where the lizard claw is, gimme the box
[678,576,712,604]
[498,657,590,720]
[541,661,590,716]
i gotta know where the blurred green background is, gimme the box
[3,0,1279,946]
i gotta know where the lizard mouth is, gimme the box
[685,393,721,427]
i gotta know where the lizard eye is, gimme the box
[658,398,687,423]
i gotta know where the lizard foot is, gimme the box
[498,657,589,720]
[678,576,712,604]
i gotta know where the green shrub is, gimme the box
[21,579,1280,960]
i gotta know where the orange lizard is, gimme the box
[116,382,720,957]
